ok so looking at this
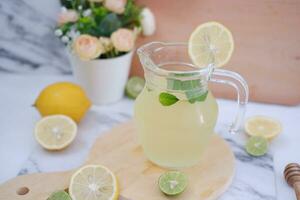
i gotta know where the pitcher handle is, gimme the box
[209,68,249,133]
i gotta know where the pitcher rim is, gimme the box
[137,41,212,79]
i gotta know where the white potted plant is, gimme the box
[54,0,155,104]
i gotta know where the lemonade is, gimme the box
[134,22,249,168]
[134,65,218,168]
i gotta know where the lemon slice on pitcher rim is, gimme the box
[245,115,282,140]
[188,21,234,68]
[69,165,119,200]
[34,115,77,150]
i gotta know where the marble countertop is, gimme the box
[0,74,299,199]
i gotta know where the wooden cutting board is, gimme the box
[0,121,235,200]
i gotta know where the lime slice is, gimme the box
[188,21,234,68]
[47,191,71,200]
[34,115,77,150]
[245,136,268,157]
[125,76,145,99]
[69,165,119,200]
[245,115,282,140]
[158,171,188,196]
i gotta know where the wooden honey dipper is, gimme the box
[284,163,300,200]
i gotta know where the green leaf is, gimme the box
[167,79,201,91]
[98,13,121,36]
[47,190,71,200]
[59,22,74,34]
[92,7,109,24]
[159,93,179,106]
[187,91,208,103]
[60,0,89,10]
[167,79,182,90]
[120,0,142,27]
[76,17,96,34]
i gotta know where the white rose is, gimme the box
[141,8,156,36]
[111,28,135,52]
[104,0,127,14]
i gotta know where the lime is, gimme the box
[158,171,188,196]
[245,115,282,140]
[34,115,77,150]
[188,21,234,68]
[245,136,268,156]
[47,191,71,200]
[125,76,145,99]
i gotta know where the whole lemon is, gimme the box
[34,82,91,123]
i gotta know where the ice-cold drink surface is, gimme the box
[134,65,218,168]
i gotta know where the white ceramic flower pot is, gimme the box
[70,51,134,105]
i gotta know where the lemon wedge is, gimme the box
[69,165,119,200]
[34,115,77,150]
[245,115,282,140]
[188,21,234,68]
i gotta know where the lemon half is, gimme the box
[245,115,282,140]
[188,21,234,68]
[69,165,119,200]
[34,115,77,150]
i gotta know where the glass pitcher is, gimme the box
[134,42,249,168]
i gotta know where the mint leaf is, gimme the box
[167,79,201,91]
[167,79,182,90]
[47,191,71,200]
[187,91,208,103]
[159,93,179,106]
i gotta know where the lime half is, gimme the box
[125,76,145,99]
[47,191,71,200]
[158,171,188,196]
[245,136,268,156]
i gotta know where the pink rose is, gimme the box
[111,28,135,52]
[104,0,127,14]
[58,10,78,25]
[73,35,104,60]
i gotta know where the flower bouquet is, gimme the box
[55,0,155,104]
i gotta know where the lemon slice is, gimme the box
[188,21,234,68]
[69,165,119,200]
[245,115,282,140]
[34,115,77,150]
